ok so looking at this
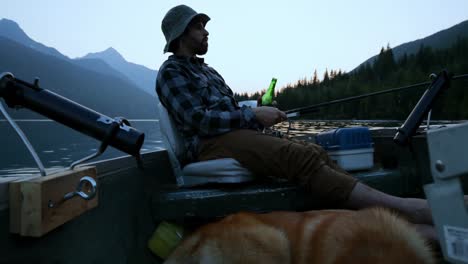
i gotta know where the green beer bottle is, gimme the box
[261,78,277,106]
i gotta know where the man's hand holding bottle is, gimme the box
[252,106,287,127]
[252,77,286,127]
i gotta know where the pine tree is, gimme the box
[312,69,319,85]
[323,68,330,83]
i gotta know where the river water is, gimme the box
[0,119,163,176]
[1,119,464,177]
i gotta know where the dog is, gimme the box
[164,208,435,264]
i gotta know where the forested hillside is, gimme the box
[236,37,468,120]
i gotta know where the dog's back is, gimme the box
[165,208,435,264]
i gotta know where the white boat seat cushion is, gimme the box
[156,97,255,187]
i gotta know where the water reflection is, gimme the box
[0,119,164,176]
[274,119,401,139]
[275,119,462,138]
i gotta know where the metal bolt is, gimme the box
[435,160,445,172]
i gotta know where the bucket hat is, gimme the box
[161,5,210,53]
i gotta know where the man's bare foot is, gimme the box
[413,223,439,244]
[401,195,468,225]
[400,198,434,225]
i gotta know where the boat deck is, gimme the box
[0,126,465,263]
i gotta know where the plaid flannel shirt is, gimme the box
[156,55,260,164]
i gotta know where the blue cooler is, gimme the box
[315,127,374,171]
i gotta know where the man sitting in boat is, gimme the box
[155,4,437,242]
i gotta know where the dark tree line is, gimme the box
[235,37,468,120]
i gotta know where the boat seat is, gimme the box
[156,96,255,187]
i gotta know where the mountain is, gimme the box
[0,19,68,61]
[73,57,128,81]
[354,19,468,70]
[0,18,128,81]
[0,18,156,97]
[0,36,157,119]
[80,47,157,97]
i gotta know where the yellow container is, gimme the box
[148,221,185,259]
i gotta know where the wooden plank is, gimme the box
[9,175,41,234]
[20,182,41,236]
[9,166,99,237]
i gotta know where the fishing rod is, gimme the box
[285,73,468,118]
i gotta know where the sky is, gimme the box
[2,0,468,94]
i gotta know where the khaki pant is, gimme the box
[198,129,358,206]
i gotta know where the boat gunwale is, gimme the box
[0,149,167,211]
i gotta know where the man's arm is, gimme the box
[206,66,288,127]
[157,67,259,136]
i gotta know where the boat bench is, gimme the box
[151,169,403,222]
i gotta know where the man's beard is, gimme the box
[196,42,208,55]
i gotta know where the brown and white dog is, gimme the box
[165,208,435,264]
